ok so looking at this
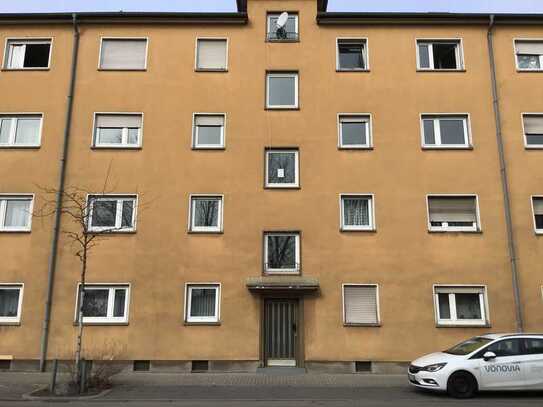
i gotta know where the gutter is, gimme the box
[487,14,524,332]
[39,13,81,372]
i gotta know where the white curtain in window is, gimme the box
[524,116,543,134]
[197,40,227,69]
[516,41,543,55]
[100,39,147,69]
[190,288,216,317]
[343,198,369,226]
[0,289,20,317]
[8,44,25,68]
[344,286,378,324]
[4,200,30,227]
[429,197,476,222]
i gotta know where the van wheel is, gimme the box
[447,371,478,398]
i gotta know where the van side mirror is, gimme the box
[483,351,496,361]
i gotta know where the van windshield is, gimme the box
[444,337,493,355]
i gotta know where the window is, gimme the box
[265,149,299,188]
[427,195,479,232]
[524,338,543,355]
[434,286,488,327]
[185,284,220,323]
[340,195,374,231]
[266,72,298,109]
[88,195,137,232]
[264,232,300,274]
[0,115,42,147]
[338,115,371,148]
[343,284,380,325]
[336,39,367,71]
[267,13,298,41]
[4,39,51,69]
[192,114,225,149]
[522,114,543,148]
[515,40,543,71]
[421,115,470,148]
[417,40,463,70]
[93,114,142,148]
[189,195,223,233]
[485,339,523,357]
[0,196,33,232]
[195,39,228,71]
[532,197,543,233]
[76,284,129,324]
[0,284,23,324]
[99,38,147,70]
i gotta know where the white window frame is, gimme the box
[87,194,138,233]
[420,114,471,148]
[184,283,221,323]
[265,149,299,188]
[416,39,464,71]
[0,113,43,147]
[98,37,149,71]
[74,283,130,324]
[188,194,224,233]
[0,283,24,324]
[531,195,543,235]
[433,285,489,327]
[194,37,229,72]
[0,194,34,232]
[426,194,481,233]
[514,38,543,72]
[336,38,369,71]
[264,232,300,274]
[341,283,380,326]
[521,113,543,149]
[3,38,53,70]
[339,194,375,231]
[266,72,299,109]
[337,113,372,149]
[266,13,299,41]
[192,113,226,149]
[92,112,143,148]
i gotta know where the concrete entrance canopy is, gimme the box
[246,276,319,294]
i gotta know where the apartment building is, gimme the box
[0,0,542,373]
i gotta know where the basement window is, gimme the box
[427,195,480,232]
[0,284,23,324]
[133,360,150,371]
[434,286,488,327]
[4,39,51,69]
[417,40,463,70]
[515,40,543,71]
[532,197,543,234]
[76,284,130,324]
[522,114,543,148]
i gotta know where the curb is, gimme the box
[22,387,112,401]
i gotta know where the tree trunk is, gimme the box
[74,238,87,389]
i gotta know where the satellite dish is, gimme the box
[276,12,289,28]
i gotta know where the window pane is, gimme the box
[338,43,365,69]
[267,235,296,269]
[268,76,296,107]
[268,152,296,184]
[432,43,458,69]
[0,289,20,317]
[343,198,369,226]
[526,134,543,145]
[455,293,481,320]
[197,126,222,146]
[8,44,25,68]
[127,128,139,145]
[487,339,522,357]
[535,214,543,230]
[193,199,219,227]
[341,122,366,145]
[190,288,216,317]
[268,16,297,40]
[4,200,30,227]
[524,338,543,355]
[121,200,134,228]
[423,119,436,144]
[97,128,123,144]
[23,44,50,68]
[418,44,430,68]
[15,118,40,144]
[82,289,109,317]
[91,200,117,227]
[113,289,126,317]
[439,119,466,145]
[517,55,540,69]
[438,293,451,319]
[0,119,11,143]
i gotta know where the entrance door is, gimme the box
[264,299,298,367]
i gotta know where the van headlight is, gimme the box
[422,363,447,372]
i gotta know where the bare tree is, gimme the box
[35,170,142,391]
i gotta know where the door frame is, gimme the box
[260,294,304,368]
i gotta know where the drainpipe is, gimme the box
[39,13,80,371]
[487,15,524,332]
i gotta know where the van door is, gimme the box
[477,338,525,389]
[522,337,543,389]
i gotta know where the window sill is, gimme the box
[188,230,224,235]
[535,230,543,235]
[88,229,137,235]
[436,323,490,328]
[191,146,226,151]
[0,321,21,326]
[416,69,466,73]
[194,68,228,73]
[264,186,301,190]
[422,146,473,150]
[338,146,373,150]
[516,69,543,73]
[344,322,381,327]
[184,321,221,326]
[265,107,300,111]
[524,146,543,150]
[266,38,300,43]
[73,322,129,326]
[91,146,142,150]
[97,68,147,72]
[428,229,482,234]
[336,69,370,73]
[264,271,301,276]
[0,229,31,233]
[1,67,50,71]
[340,228,376,233]
[0,145,41,149]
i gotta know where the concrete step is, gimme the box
[257,367,307,375]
